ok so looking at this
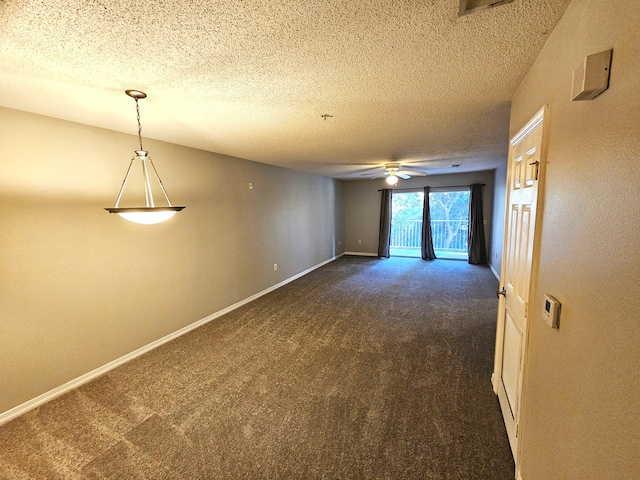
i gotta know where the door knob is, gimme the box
[497,288,506,298]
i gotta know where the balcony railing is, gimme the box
[390,219,468,251]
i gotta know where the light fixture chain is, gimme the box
[135,97,144,151]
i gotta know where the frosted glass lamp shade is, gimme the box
[105,207,184,225]
[386,174,399,186]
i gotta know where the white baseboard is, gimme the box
[344,251,378,257]
[490,263,501,281]
[0,255,340,426]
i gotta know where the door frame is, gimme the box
[492,105,548,470]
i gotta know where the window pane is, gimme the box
[390,191,424,257]
[429,191,470,258]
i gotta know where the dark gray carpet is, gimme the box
[0,256,514,479]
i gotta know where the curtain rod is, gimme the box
[431,183,485,188]
[378,183,485,191]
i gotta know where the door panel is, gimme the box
[493,106,546,462]
[501,309,522,416]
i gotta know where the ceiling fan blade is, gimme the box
[361,172,388,179]
[399,170,427,176]
[358,166,385,173]
[396,173,411,179]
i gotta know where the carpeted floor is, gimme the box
[0,256,515,479]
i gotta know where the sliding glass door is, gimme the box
[389,191,424,257]
[389,189,470,260]
[429,190,470,260]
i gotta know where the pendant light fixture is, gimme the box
[105,90,185,225]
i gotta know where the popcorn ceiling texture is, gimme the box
[0,0,570,177]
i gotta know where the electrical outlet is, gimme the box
[273,263,278,271]
[358,239,361,244]
[249,182,254,190]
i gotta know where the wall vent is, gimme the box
[458,0,515,16]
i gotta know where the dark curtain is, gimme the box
[421,186,437,260]
[377,189,392,258]
[468,183,487,264]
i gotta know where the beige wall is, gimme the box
[0,107,344,415]
[343,170,500,270]
[343,179,382,255]
[510,1,640,478]
[490,162,507,276]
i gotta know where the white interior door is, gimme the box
[493,106,547,460]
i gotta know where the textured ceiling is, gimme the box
[0,0,571,178]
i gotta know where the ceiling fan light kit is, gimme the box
[361,162,427,185]
[105,90,185,225]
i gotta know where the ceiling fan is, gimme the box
[361,163,427,186]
